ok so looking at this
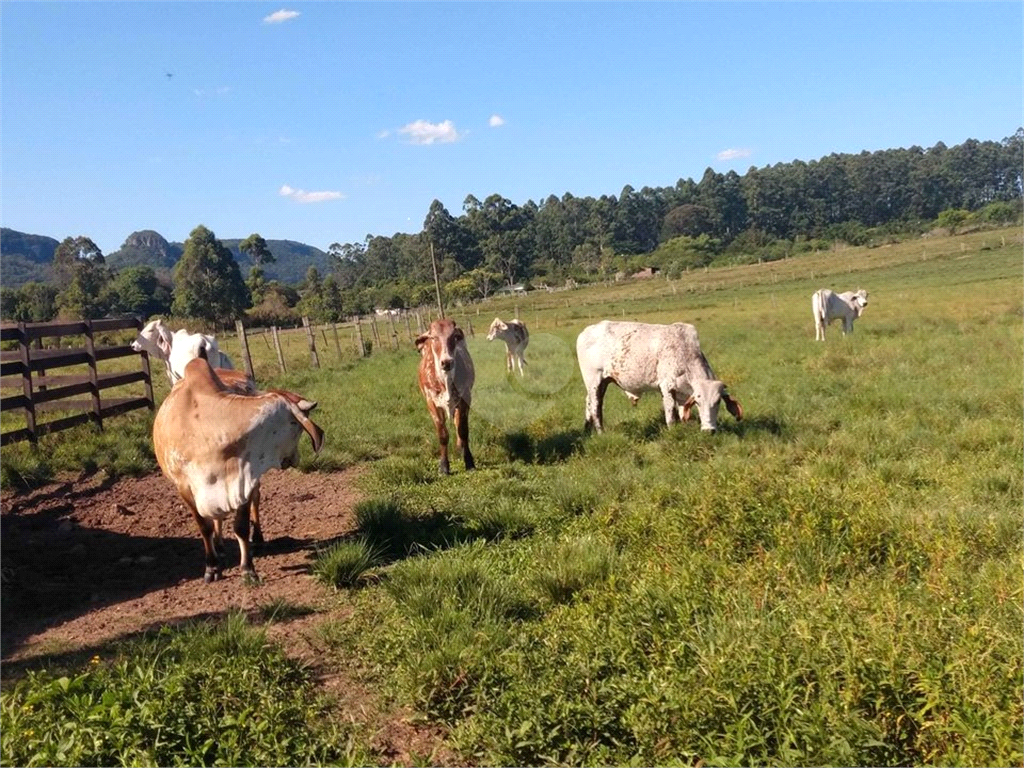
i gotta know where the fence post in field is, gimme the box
[271,326,287,373]
[321,327,330,353]
[404,313,413,343]
[262,328,272,350]
[387,313,399,350]
[515,304,520,320]
[17,322,37,442]
[34,337,47,392]
[370,315,382,348]
[83,320,103,429]
[355,317,366,357]
[302,316,321,368]
[137,317,155,410]
[415,311,424,333]
[331,323,343,360]
[466,319,474,338]
[235,320,255,380]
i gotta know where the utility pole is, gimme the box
[430,241,445,319]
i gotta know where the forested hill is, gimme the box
[2,131,1021,293]
[2,229,330,289]
[0,228,59,286]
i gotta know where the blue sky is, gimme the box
[2,2,1021,256]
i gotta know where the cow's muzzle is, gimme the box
[440,359,453,372]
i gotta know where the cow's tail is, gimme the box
[812,290,826,338]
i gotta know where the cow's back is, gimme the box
[578,320,701,392]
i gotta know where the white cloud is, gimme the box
[376,129,391,139]
[398,119,463,145]
[264,9,300,24]
[717,148,752,161]
[279,184,344,203]
[489,114,505,128]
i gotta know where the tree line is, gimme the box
[2,131,1021,326]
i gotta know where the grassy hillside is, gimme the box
[2,228,1021,765]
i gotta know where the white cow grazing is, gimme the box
[131,319,235,383]
[812,288,869,341]
[576,320,743,434]
[153,350,324,583]
[486,317,529,375]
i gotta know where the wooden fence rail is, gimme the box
[0,317,154,446]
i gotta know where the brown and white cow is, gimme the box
[153,351,324,583]
[576,320,742,434]
[486,317,529,375]
[416,318,475,475]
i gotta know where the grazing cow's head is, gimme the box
[132,319,174,359]
[486,318,507,341]
[275,393,324,468]
[681,380,743,433]
[417,319,466,373]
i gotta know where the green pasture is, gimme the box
[2,228,1022,766]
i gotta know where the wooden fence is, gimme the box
[0,317,154,446]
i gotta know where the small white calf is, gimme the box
[486,317,529,375]
[131,319,234,383]
[812,289,869,341]
[576,320,742,434]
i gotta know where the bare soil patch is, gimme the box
[0,466,459,765]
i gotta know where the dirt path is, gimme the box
[0,466,457,765]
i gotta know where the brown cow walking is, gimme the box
[416,319,475,475]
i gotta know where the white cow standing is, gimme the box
[486,317,529,375]
[576,320,742,434]
[132,318,235,383]
[812,289,869,341]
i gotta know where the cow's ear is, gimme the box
[157,334,173,358]
[453,328,465,343]
[415,334,429,351]
[297,399,317,414]
[724,393,743,421]
[681,394,696,421]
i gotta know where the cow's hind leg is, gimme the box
[454,400,474,470]
[233,505,259,584]
[506,349,514,373]
[248,483,263,545]
[187,504,222,584]
[585,377,612,433]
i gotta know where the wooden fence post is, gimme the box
[387,313,399,350]
[34,337,47,392]
[271,326,287,373]
[404,313,413,343]
[137,317,155,410]
[370,315,382,348]
[302,316,321,368]
[262,328,272,350]
[235,320,255,380]
[331,323,343,360]
[18,322,37,443]
[83,320,103,429]
[466,319,474,337]
[415,311,424,333]
[355,317,367,357]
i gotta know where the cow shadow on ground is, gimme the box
[500,428,586,465]
[0,503,313,660]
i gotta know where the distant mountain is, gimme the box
[1,228,60,287]
[2,228,331,288]
[106,230,182,271]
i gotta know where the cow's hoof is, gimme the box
[242,569,261,586]
[204,567,221,584]
[438,461,451,476]
[464,456,476,471]
[250,528,264,545]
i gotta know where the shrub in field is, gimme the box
[0,613,368,767]
[532,535,619,605]
[312,538,384,588]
